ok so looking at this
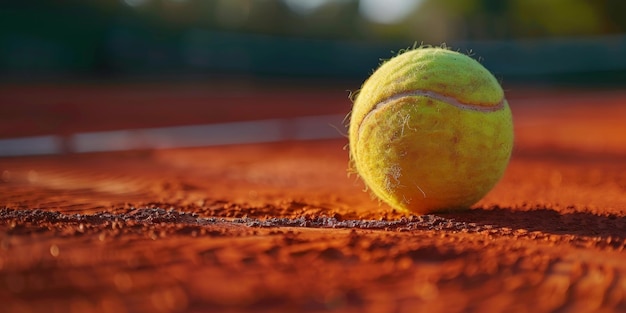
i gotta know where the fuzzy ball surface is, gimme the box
[349,47,514,214]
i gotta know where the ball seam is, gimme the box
[357,90,505,137]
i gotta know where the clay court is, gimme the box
[1,82,626,312]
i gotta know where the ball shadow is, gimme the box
[439,207,626,239]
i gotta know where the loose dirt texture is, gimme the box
[1,85,626,312]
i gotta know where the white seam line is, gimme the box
[357,90,505,136]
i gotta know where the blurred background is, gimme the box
[1,0,626,156]
[3,0,626,83]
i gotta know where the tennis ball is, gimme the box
[349,46,513,214]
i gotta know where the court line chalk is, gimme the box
[0,114,347,156]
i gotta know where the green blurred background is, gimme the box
[2,0,626,85]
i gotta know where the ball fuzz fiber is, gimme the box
[349,47,513,214]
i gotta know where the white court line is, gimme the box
[0,135,64,156]
[0,114,347,157]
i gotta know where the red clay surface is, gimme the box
[1,83,626,312]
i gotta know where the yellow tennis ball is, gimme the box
[349,46,513,214]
